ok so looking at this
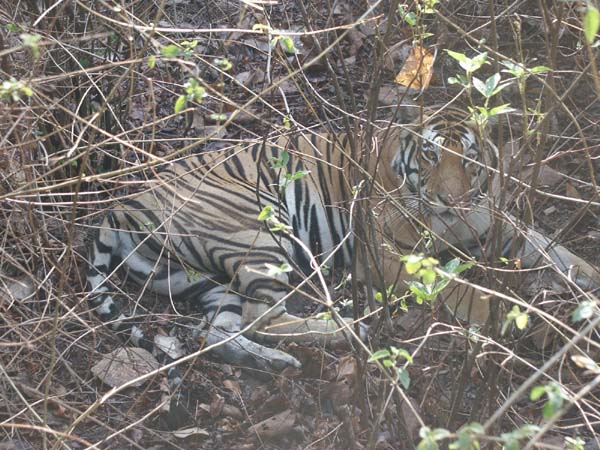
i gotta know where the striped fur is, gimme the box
[87,107,599,372]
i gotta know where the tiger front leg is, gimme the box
[235,264,362,347]
[185,284,301,370]
[519,227,600,292]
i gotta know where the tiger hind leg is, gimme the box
[88,218,301,374]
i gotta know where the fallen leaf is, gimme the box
[394,46,435,90]
[337,355,357,381]
[384,43,411,71]
[323,378,353,408]
[154,335,185,360]
[377,84,416,106]
[223,379,242,397]
[530,322,554,350]
[536,166,564,187]
[0,439,37,450]
[222,404,244,420]
[91,347,160,388]
[565,182,582,199]
[571,354,600,373]
[399,396,422,441]
[210,393,225,418]
[235,68,265,87]
[247,409,295,440]
[172,427,209,439]
[0,276,35,302]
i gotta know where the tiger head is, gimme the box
[391,110,499,221]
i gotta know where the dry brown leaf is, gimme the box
[91,347,159,388]
[536,166,564,187]
[399,396,422,441]
[394,46,435,90]
[530,322,554,350]
[222,404,244,420]
[235,68,265,87]
[566,182,582,199]
[247,409,295,440]
[223,379,242,397]
[0,276,35,302]
[172,427,209,439]
[210,393,225,418]
[323,379,353,408]
[154,335,185,360]
[337,355,357,381]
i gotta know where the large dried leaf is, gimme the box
[247,409,295,439]
[394,46,435,90]
[0,276,35,302]
[223,379,242,397]
[154,335,185,360]
[336,355,357,381]
[92,347,160,388]
[172,427,209,439]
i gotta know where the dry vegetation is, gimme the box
[0,0,600,449]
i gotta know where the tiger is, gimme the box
[87,106,600,374]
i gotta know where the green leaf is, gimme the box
[209,113,228,121]
[398,6,418,27]
[465,52,488,73]
[148,55,156,69]
[572,300,596,322]
[285,170,310,182]
[252,23,272,33]
[484,73,501,96]
[214,57,233,71]
[450,51,488,73]
[395,347,414,363]
[161,44,181,58]
[419,268,437,285]
[515,312,528,330]
[489,104,515,116]
[257,205,274,221]
[472,76,487,98]
[269,222,292,233]
[174,95,187,113]
[422,0,439,14]
[530,385,546,401]
[448,74,468,86]
[405,261,421,274]
[270,151,290,170]
[542,400,556,420]
[368,349,391,362]
[397,367,411,389]
[280,36,296,54]
[265,263,293,277]
[6,23,22,33]
[530,65,552,74]
[501,60,526,77]
[283,115,292,129]
[584,6,600,44]
[565,436,585,450]
[446,50,467,64]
